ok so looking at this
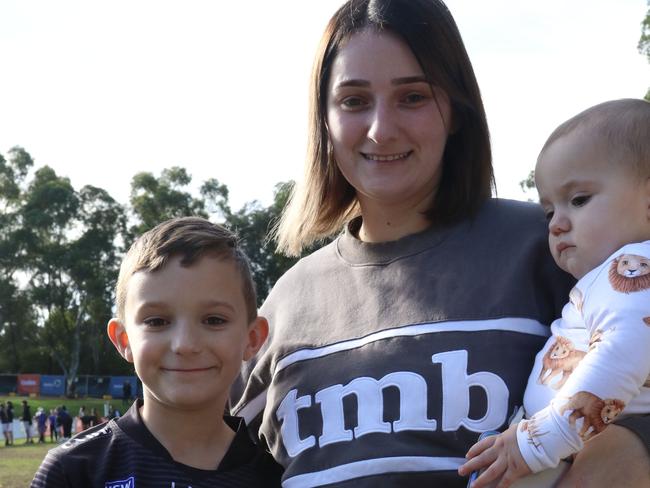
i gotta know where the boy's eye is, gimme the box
[204,316,226,326]
[143,317,168,327]
[570,195,591,207]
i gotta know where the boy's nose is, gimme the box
[171,323,201,354]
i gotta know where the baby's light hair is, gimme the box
[539,98,650,176]
[115,217,257,323]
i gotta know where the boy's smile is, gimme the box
[114,254,265,413]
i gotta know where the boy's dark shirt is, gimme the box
[31,399,282,487]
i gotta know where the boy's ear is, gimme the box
[243,316,269,362]
[107,318,133,363]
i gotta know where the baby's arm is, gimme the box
[518,247,650,473]
[458,425,531,488]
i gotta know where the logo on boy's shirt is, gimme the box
[105,477,135,488]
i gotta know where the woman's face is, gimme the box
[326,29,452,210]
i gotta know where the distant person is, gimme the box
[34,407,47,443]
[460,99,650,486]
[48,409,58,443]
[88,408,98,428]
[57,406,72,440]
[32,217,282,487]
[21,400,33,444]
[1,403,10,446]
[5,400,14,445]
[78,405,91,431]
[122,380,132,406]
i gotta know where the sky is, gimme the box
[1,0,648,211]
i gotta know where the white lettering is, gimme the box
[277,348,510,457]
[432,350,508,431]
[276,389,315,457]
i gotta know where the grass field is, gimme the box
[0,394,130,488]
[0,440,52,488]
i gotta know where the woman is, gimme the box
[231,0,650,486]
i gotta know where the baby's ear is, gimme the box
[243,316,269,361]
[645,177,650,220]
[107,319,133,363]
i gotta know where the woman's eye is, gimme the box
[341,96,367,109]
[570,195,591,207]
[205,316,226,326]
[403,93,426,104]
[143,317,168,327]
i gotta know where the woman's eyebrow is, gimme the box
[391,75,429,85]
[335,75,428,89]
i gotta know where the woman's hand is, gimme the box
[459,424,532,488]
[557,424,650,488]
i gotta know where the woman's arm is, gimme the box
[558,422,650,488]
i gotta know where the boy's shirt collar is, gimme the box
[116,398,261,472]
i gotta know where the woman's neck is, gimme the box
[140,398,235,470]
[357,197,432,243]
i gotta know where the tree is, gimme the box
[128,167,210,240]
[0,147,39,373]
[227,182,300,303]
[16,164,126,392]
[640,2,650,100]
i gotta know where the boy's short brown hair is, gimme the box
[539,98,650,176]
[115,217,257,323]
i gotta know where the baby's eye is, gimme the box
[204,316,226,326]
[543,209,554,221]
[570,195,591,207]
[143,317,168,327]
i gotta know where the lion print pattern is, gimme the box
[559,391,625,440]
[538,336,586,389]
[608,254,650,294]
[569,286,584,314]
[519,414,549,449]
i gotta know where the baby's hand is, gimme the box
[458,424,531,488]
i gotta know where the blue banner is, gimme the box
[40,375,66,396]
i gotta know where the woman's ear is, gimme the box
[107,319,133,363]
[243,316,269,361]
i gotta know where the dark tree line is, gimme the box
[0,146,310,393]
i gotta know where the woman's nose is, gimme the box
[367,103,398,144]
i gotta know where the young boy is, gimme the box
[32,217,282,487]
[460,98,650,487]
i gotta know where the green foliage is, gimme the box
[128,166,208,241]
[0,148,314,377]
[641,2,650,100]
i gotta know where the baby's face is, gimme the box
[535,131,650,279]
[121,254,256,412]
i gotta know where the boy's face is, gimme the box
[108,254,267,412]
[536,131,650,279]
